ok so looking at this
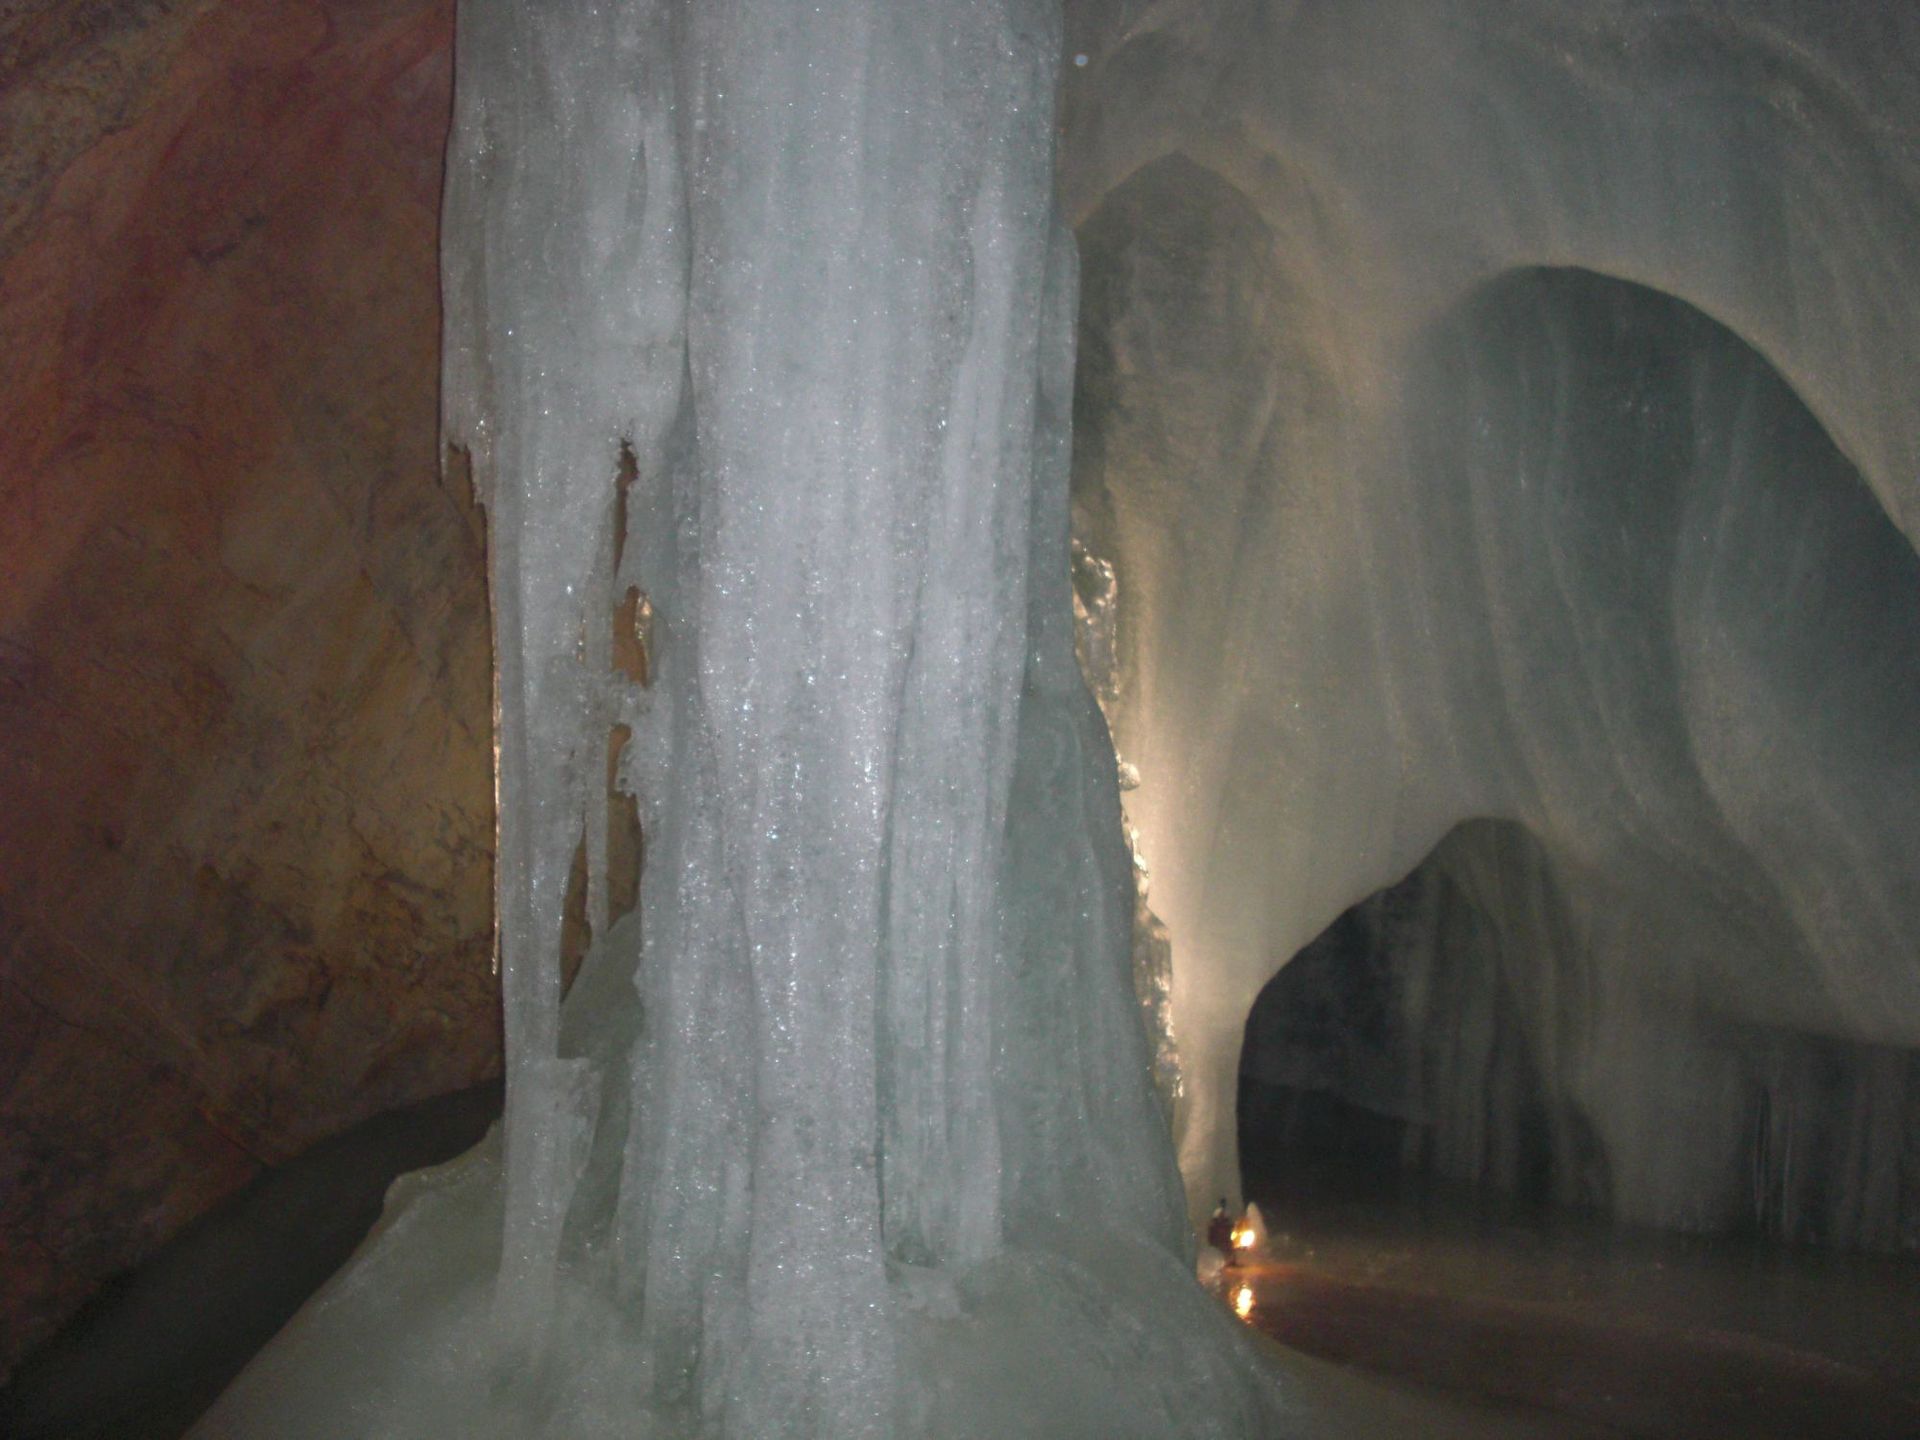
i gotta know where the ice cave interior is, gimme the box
[1,0,1917,1437]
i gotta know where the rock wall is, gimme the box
[0,0,485,1375]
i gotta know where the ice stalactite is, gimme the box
[192,2,1291,1436]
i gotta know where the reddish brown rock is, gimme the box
[0,0,487,1375]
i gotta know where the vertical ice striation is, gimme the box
[438,0,680,1338]
[191,1,1292,1436]
[601,2,1073,1424]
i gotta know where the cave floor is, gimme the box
[10,1088,1919,1439]
[1231,1166,1920,1439]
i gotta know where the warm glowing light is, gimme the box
[1232,1284,1254,1320]
[1232,1226,1254,1251]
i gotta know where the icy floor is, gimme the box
[11,1095,1919,1439]
[1221,1163,1920,1438]
[0,1085,501,1440]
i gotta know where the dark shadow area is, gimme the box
[1238,818,1603,1225]
[1235,819,1920,1436]
[0,1081,502,1440]
[1241,813,1920,1247]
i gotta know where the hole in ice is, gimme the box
[441,441,487,549]
[558,729,643,998]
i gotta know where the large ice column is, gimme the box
[448,0,1138,1426]
[605,7,1058,1425]
[192,2,1291,1436]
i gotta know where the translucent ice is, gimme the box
[191,1,1292,1436]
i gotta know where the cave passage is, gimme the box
[1144,261,1920,1249]
[1231,821,1920,1438]
[10,6,1920,1438]
[1239,818,1920,1245]
[1208,266,1920,1434]
[1238,819,1586,1221]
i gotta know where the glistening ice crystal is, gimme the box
[191,1,1292,1436]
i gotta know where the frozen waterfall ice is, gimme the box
[190,1,1293,1436]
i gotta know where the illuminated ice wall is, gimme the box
[1060,0,1920,1225]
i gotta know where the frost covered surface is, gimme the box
[1060,0,1920,1225]
[193,1,1293,1436]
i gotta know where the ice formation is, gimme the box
[1060,0,1920,1228]
[192,0,1292,1436]
[189,0,1920,1430]
[1072,537,1180,1121]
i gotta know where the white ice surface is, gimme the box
[193,0,1300,1435]
[1059,0,1920,1224]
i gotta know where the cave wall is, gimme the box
[0,0,485,1374]
[1059,0,1920,1218]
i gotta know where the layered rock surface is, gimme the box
[0,0,487,1374]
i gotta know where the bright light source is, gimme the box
[1232,1284,1254,1320]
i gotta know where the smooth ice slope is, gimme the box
[1060,0,1920,1226]
[193,1,1294,1437]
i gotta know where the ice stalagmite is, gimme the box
[191,1,1292,1436]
